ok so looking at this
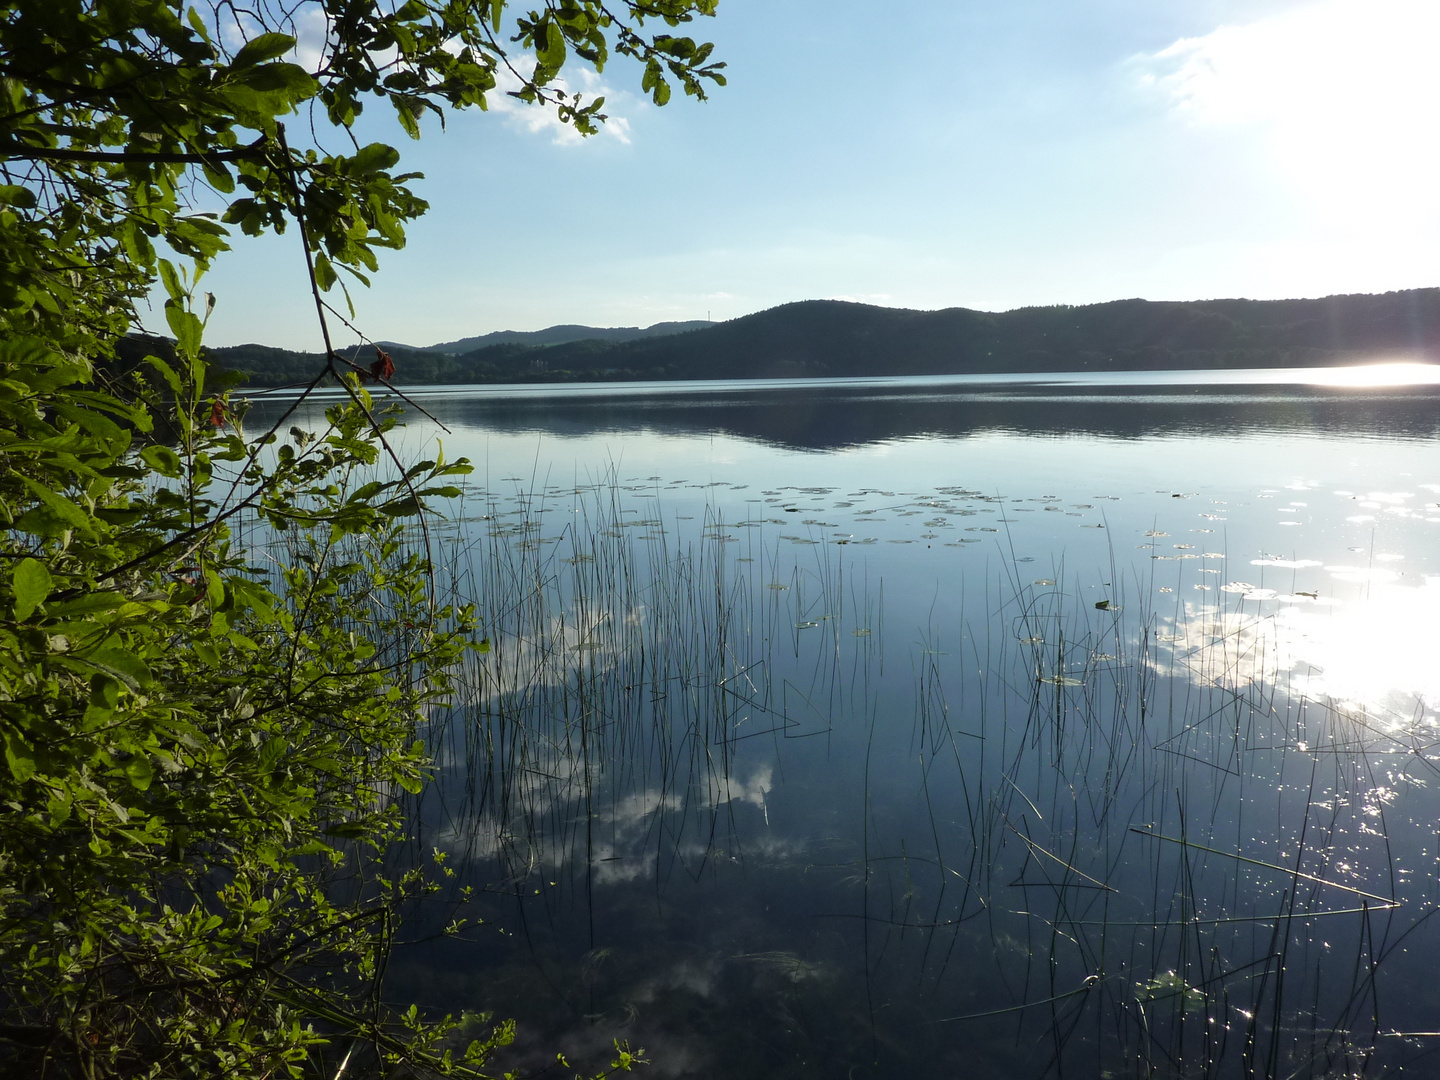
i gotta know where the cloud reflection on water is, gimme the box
[1161,574,1440,734]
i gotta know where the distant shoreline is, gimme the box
[123,289,1440,389]
[241,364,1440,404]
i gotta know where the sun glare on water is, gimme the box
[1306,361,1440,387]
[1174,575,1440,732]
[1280,578,1440,725]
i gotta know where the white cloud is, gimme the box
[1136,0,1440,217]
[1140,0,1440,127]
[487,58,635,146]
[291,7,329,73]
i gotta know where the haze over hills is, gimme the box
[204,290,1440,387]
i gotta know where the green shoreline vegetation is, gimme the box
[0,1,723,1077]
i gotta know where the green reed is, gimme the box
[399,477,1433,1080]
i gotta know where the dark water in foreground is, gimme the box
[265,369,1440,1078]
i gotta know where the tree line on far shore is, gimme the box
[202,288,1440,387]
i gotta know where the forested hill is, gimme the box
[204,289,1440,387]
[389,319,714,354]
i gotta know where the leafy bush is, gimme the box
[0,281,491,1076]
[0,0,722,1074]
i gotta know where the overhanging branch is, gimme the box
[0,139,274,167]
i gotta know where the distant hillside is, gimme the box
[378,319,714,355]
[207,290,1440,387]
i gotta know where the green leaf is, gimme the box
[81,646,153,690]
[158,259,184,303]
[205,568,225,609]
[0,183,36,209]
[313,252,337,291]
[538,20,566,69]
[125,754,154,791]
[46,793,72,826]
[145,355,184,398]
[350,142,401,176]
[235,62,317,99]
[165,302,203,356]
[3,732,36,783]
[232,32,296,69]
[141,445,184,478]
[17,477,93,537]
[12,557,52,620]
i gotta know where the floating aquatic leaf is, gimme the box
[1137,972,1206,1012]
[1032,578,1056,586]
[851,628,871,637]
[795,621,818,630]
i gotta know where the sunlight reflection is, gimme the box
[1163,577,1440,731]
[1280,578,1440,724]
[1305,362,1440,388]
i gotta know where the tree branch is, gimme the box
[0,139,272,167]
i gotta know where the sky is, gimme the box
[189,0,1440,349]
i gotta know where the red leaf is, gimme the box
[208,398,226,427]
[369,347,395,383]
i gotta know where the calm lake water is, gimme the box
[264,368,1440,1078]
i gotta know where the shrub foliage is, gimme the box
[0,0,722,1075]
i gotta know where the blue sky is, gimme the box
[192,0,1440,349]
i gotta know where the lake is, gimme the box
[259,367,1440,1078]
